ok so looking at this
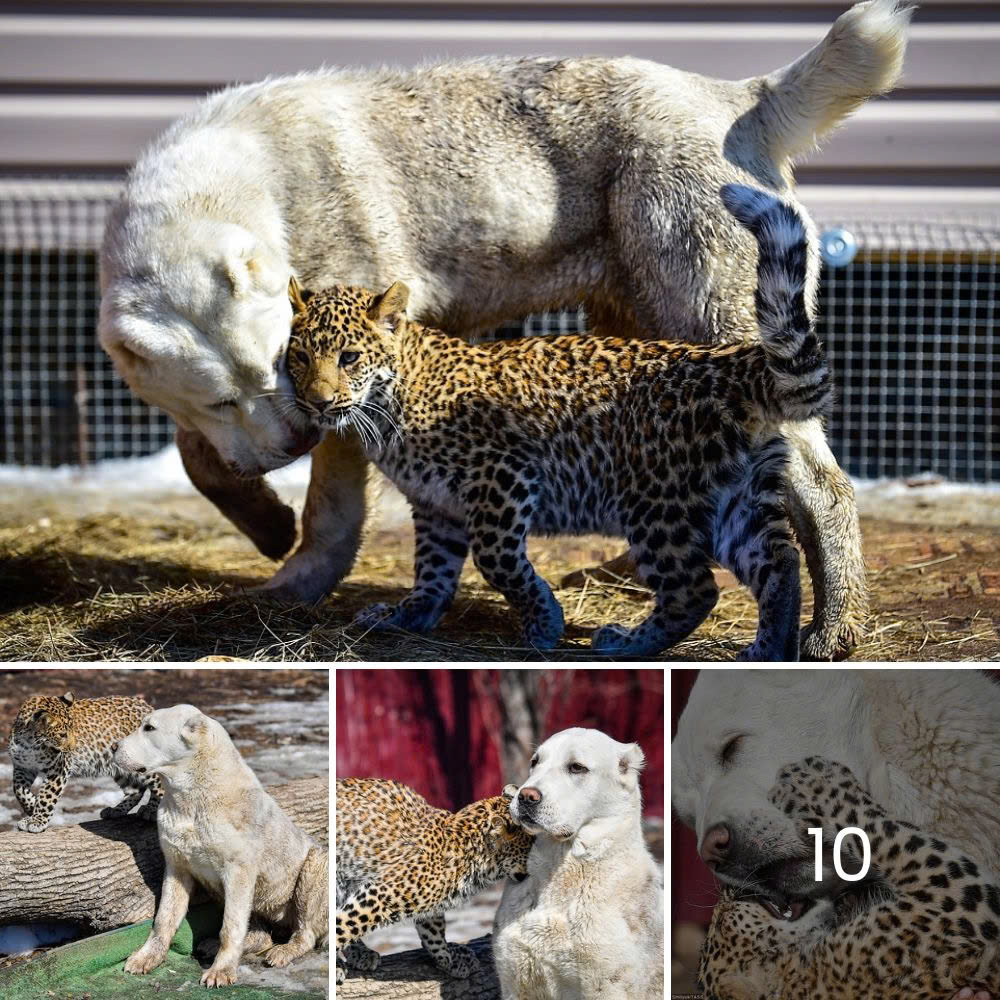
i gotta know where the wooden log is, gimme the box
[0,776,327,931]
[338,935,501,1000]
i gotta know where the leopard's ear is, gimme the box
[60,692,75,706]
[288,275,312,316]
[368,281,409,333]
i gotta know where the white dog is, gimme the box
[98,1,913,660]
[113,705,328,988]
[493,727,663,1000]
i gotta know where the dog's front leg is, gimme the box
[176,426,297,561]
[202,868,255,987]
[254,431,369,603]
[124,863,194,976]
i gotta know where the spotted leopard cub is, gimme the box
[9,692,162,833]
[700,757,1000,999]
[336,778,532,984]
[287,185,829,659]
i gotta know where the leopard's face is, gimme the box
[286,277,407,434]
[452,794,534,883]
[9,693,75,764]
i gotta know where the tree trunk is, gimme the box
[338,935,501,1000]
[0,776,327,931]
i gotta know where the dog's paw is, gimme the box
[201,964,238,988]
[124,946,164,976]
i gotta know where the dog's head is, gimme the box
[509,727,645,842]
[671,671,875,906]
[113,704,215,776]
[100,215,319,477]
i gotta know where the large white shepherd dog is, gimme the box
[99,3,911,661]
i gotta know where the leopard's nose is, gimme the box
[111,742,119,753]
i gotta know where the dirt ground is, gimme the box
[1,482,998,662]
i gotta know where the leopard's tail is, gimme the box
[721,183,832,423]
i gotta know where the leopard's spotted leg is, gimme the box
[467,514,564,650]
[342,940,380,973]
[16,768,67,833]
[416,915,477,978]
[593,513,719,656]
[136,773,163,821]
[101,776,145,819]
[354,504,468,634]
[12,765,38,816]
[714,439,801,661]
[773,758,1000,994]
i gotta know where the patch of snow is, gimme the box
[215,699,329,735]
[0,445,312,500]
[245,745,329,786]
[0,922,79,956]
[853,475,1000,500]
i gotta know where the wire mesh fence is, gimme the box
[1,180,997,482]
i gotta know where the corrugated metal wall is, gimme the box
[2,1,998,205]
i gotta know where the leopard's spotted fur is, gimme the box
[8,692,162,833]
[335,778,532,984]
[700,757,1000,999]
[287,185,829,658]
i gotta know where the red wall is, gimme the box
[336,668,664,817]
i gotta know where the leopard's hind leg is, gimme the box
[592,501,719,656]
[416,915,477,978]
[713,438,801,661]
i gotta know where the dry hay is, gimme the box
[1,496,998,662]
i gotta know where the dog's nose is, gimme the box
[519,786,542,805]
[111,742,118,753]
[700,824,731,867]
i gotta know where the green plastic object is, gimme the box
[0,904,325,998]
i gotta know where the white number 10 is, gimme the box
[807,827,870,882]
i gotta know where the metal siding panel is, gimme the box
[1,16,998,90]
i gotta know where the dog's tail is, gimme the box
[754,0,913,164]
[721,184,831,423]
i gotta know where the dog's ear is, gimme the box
[367,281,409,333]
[618,742,645,791]
[180,711,209,745]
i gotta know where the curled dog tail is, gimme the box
[756,0,912,163]
[721,184,831,423]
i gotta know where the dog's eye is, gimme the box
[719,735,743,767]
[529,754,538,768]
[143,724,155,732]
[567,762,588,775]
[339,351,360,367]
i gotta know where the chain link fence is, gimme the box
[1,180,997,482]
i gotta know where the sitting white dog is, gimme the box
[113,704,328,988]
[493,727,663,1000]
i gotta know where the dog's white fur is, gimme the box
[672,669,1000,895]
[99,2,910,653]
[493,728,663,1000]
[114,705,328,988]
